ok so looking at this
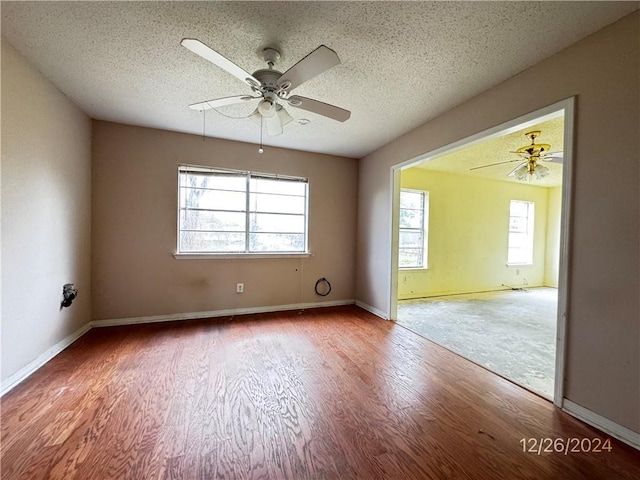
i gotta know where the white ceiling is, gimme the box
[2,1,637,159]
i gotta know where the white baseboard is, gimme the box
[563,399,640,450]
[355,300,388,319]
[91,299,355,327]
[1,322,92,396]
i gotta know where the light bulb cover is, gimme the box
[534,164,550,178]
[515,165,529,181]
[277,105,293,126]
[258,99,276,118]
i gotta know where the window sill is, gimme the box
[399,267,429,271]
[506,262,533,266]
[174,252,312,260]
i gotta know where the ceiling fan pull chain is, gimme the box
[258,115,264,154]
[202,109,206,141]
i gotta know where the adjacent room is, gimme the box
[395,113,565,400]
[2,2,639,479]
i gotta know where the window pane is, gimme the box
[510,200,529,217]
[250,213,305,233]
[250,233,305,252]
[178,167,309,254]
[399,189,428,269]
[400,208,423,229]
[507,200,534,265]
[250,177,306,196]
[180,231,246,252]
[250,192,305,214]
[399,248,423,268]
[180,187,246,211]
[181,173,246,191]
[400,191,423,209]
[180,210,245,231]
[399,230,423,248]
[508,248,531,264]
[509,216,529,233]
[508,232,528,249]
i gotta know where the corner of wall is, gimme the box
[1,40,92,383]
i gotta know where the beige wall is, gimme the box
[92,121,357,320]
[398,168,555,299]
[1,41,92,383]
[356,12,639,432]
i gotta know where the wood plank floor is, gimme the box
[1,306,639,479]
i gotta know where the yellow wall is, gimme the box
[398,168,560,299]
[544,187,562,287]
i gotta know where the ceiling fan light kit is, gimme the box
[180,38,351,147]
[257,93,277,118]
[512,162,550,182]
[471,130,563,183]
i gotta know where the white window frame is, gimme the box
[399,189,429,269]
[176,165,309,256]
[507,200,535,265]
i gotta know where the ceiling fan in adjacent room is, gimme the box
[181,38,351,136]
[471,130,563,181]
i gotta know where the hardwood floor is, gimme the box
[1,306,639,479]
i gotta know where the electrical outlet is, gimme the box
[236,283,244,294]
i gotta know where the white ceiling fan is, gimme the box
[181,39,351,136]
[470,130,563,181]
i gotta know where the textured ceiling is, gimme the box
[413,115,564,187]
[1,1,637,159]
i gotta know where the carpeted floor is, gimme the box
[397,287,557,398]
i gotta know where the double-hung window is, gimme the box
[399,189,429,268]
[507,200,534,265]
[178,165,308,254]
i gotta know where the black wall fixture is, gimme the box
[314,278,332,297]
[60,284,78,309]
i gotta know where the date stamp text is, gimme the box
[520,437,612,455]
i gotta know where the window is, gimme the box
[178,165,308,254]
[507,200,534,264]
[399,189,429,268]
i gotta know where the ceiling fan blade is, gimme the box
[469,159,521,171]
[266,112,283,136]
[181,38,259,87]
[287,95,350,122]
[541,151,564,163]
[277,45,340,92]
[507,161,528,177]
[188,95,259,111]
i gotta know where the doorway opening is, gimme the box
[389,99,574,405]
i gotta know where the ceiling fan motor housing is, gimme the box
[518,130,551,157]
[252,69,283,92]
